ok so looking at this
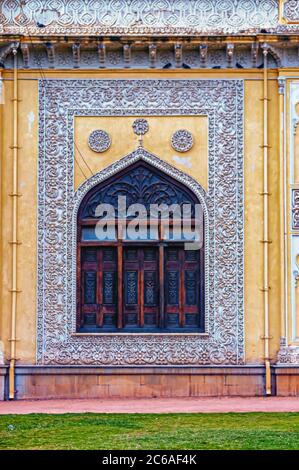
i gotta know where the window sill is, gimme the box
[73,327,208,336]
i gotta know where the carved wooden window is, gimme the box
[77,161,205,333]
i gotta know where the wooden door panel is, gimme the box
[81,247,117,328]
[165,247,180,327]
[184,250,201,328]
[81,248,98,326]
[143,248,159,328]
[123,247,159,329]
[123,248,139,327]
[101,247,117,327]
[80,244,203,332]
[165,246,201,329]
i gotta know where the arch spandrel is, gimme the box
[74,147,208,223]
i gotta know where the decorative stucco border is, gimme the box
[37,79,244,365]
[1,0,298,35]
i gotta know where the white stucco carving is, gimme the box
[37,78,244,366]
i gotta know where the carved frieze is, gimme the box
[0,0,296,36]
[0,41,287,70]
[37,79,244,366]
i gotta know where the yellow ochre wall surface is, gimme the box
[0,69,285,364]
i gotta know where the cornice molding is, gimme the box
[0,0,298,37]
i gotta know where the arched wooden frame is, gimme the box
[76,161,205,333]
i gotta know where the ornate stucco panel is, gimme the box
[281,0,299,23]
[37,79,244,365]
[0,0,296,35]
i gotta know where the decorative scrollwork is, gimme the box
[278,345,299,364]
[283,0,299,22]
[37,78,244,366]
[80,162,199,219]
[88,129,111,153]
[0,1,297,36]
[171,129,194,153]
[132,118,149,136]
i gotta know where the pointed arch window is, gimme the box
[77,161,205,333]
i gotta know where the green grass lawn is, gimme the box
[0,412,299,450]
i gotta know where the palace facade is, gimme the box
[1,0,299,399]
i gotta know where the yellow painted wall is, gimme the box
[243,79,281,362]
[0,69,284,364]
[74,115,208,191]
[0,77,38,364]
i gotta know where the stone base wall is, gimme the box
[274,367,299,396]
[1,365,298,400]
[0,366,267,399]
